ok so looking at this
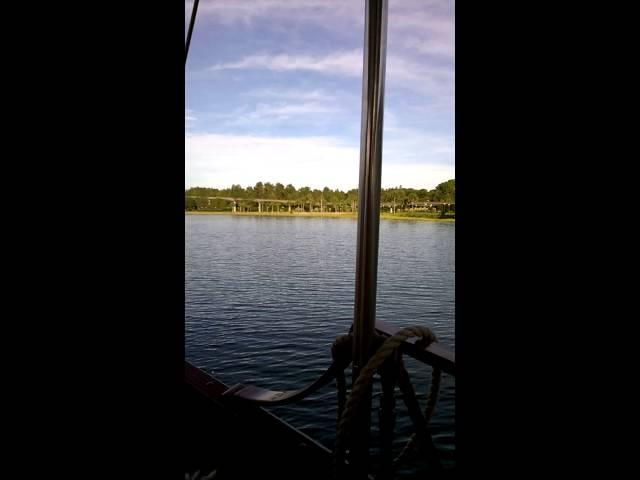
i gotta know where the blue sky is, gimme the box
[185,0,454,191]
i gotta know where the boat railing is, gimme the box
[204,318,454,479]
[220,319,454,406]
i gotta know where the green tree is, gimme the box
[254,182,264,198]
[263,182,275,199]
[431,179,455,203]
[285,184,297,200]
[230,184,245,198]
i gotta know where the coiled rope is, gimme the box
[333,325,442,478]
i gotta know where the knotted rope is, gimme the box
[333,325,441,478]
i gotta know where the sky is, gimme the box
[185,0,454,191]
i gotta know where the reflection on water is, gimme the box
[185,214,455,468]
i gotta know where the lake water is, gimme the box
[185,214,455,472]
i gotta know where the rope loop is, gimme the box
[333,325,441,478]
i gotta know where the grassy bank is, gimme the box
[380,213,454,222]
[186,211,454,222]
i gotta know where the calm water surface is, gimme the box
[185,214,455,471]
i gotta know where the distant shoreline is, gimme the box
[185,211,455,223]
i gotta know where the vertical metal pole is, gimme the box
[353,0,388,389]
[351,0,388,476]
[185,0,200,67]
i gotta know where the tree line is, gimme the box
[185,179,454,212]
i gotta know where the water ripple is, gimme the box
[186,215,455,464]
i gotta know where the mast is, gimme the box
[351,0,388,475]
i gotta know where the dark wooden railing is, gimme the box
[213,320,454,406]
[375,320,455,376]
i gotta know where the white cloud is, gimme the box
[192,100,343,130]
[186,133,360,190]
[245,88,338,103]
[207,48,452,99]
[185,0,455,190]
[258,102,336,116]
[381,162,455,189]
[208,50,363,77]
[194,0,454,98]
[256,102,337,117]
[395,29,454,59]
[187,0,454,63]
[229,102,342,127]
[185,109,197,126]
[186,0,364,28]
[386,55,453,97]
[186,132,454,190]
[383,128,454,167]
[186,0,454,44]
